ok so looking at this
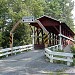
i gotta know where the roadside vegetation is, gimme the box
[0,0,74,48]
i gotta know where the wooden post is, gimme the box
[62,28,63,43]
[67,57,70,66]
[52,33,53,45]
[55,34,57,45]
[49,32,51,46]
[53,33,54,45]
[41,29,44,44]
[32,27,35,50]
[68,32,70,45]
[10,32,13,55]
[33,27,35,45]
[51,33,53,46]
[54,34,55,45]
[59,24,62,50]
[50,54,53,63]
[37,28,39,44]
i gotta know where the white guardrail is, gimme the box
[48,44,60,51]
[0,44,33,58]
[45,46,73,66]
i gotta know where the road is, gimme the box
[0,50,72,75]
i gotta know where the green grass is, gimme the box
[71,58,75,66]
[49,72,69,75]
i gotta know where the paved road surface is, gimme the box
[0,50,73,75]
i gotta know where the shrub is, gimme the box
[71,46,75,53]
[71,46,75,58]
[56,49,64,52]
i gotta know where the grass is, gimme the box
[71,46,75,53]
[71,58,75,66]
[49,72,69,75]
[56,49,64,52]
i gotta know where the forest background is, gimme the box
[0,0,74,48]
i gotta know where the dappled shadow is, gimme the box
[0,50,72,75]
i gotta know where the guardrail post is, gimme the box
[50,54,53,63]
[67,57,70,66]
[6,54,8,57]
[15,50,16,55]
[20,48,23,53]
[31,27,35,50]
[56,45,58,51]
[59,24,62,50]
[45,47,73,66]
[10,33,13,55]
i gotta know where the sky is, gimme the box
[72,0,75,24]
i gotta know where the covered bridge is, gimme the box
[30,16,75,49]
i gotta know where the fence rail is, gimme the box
[45,47,73,66]
[48,44,60,51]
[0,44,33,58]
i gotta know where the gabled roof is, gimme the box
[30,15,74,35]
[61,22,74,35]
[37,15,60,22]
[30,15,60,27]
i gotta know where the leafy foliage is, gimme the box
[71,46,75,53]
[44,0,74,30]
[0,0,74,48]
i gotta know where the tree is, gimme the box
[0,0,8,47]
[0,0,74,48]
[2,0,45,47]
[44,0,74,30]
[24,0,45,18]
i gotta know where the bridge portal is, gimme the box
[30,16,75,49]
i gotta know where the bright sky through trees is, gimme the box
[72,0,75,25]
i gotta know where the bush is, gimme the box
[71,46,75,53]
[71,46,75,58]
[56,49,64,52]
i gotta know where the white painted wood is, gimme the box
[45,48,73,57]
[67,57,71,66]
[0,48,11,52]
[45,52,73,62]
[50,54,53,63]
[48,44,60,51]
[59,25,62,50]
[0,44,33,58]
[45,47,73,66]
[59,34,75,42]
